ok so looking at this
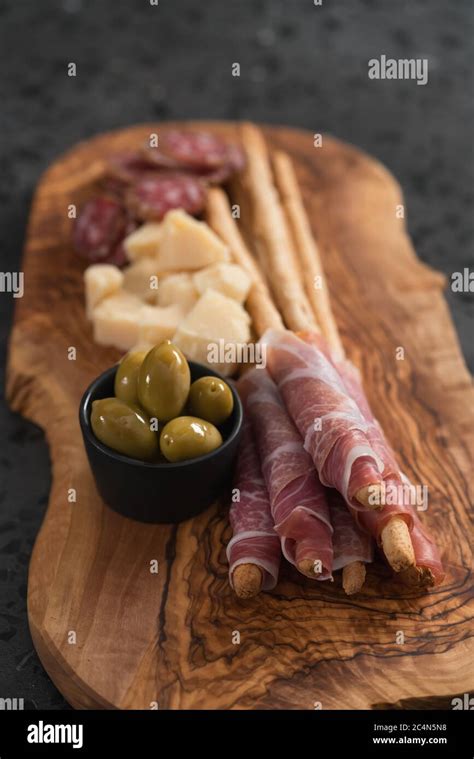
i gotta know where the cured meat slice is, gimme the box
[126,174,207,221]
[106,152,161,185]
[160,130,230,169]
[73,196,128,264]
[408,511,445,585]
[239,367,334,580]
[142,138,246,185]
[330,491,374,570]
[226,416,280,591]
[264,329,385,510]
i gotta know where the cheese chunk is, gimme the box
[124,222,162,262]
[157,210,230,272]
[92,292,144,351]
[122,259,159,303]
[193,263,251,304]
[172,289,251,376]
[156,273,199,311]
[84,264,124,319]
[138,304,186,346]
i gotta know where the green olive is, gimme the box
[188,376,234,425]
[138,341,191,422]
[159,416,223,463]
[91,397,159,461]
[114,350,148,406]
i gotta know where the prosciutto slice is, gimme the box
[264,329,385,510]
[330,490,374,570]
[300,331,444,585]
[239,368,334,579]
[226,416,281,591]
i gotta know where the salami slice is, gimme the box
[227,416,281,591]
[126,174,207,221]
[106,152,159,185]
[73,196,127,264]
[239,368,334,580]
[160,130,229,169]
[142,140,246,185]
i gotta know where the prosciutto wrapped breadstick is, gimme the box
[239,367,334,580]
[274,149,443,585]
[264,329,387,511]
[227,415,281,598]
[330,491,373,595]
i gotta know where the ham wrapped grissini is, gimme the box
[227,415,281,598]
[239,367,334,580]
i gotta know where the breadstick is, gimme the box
[238,123,319,333]
[205,188,284,335]
[273,148,417,578]
[273,150,345,360]
[342,561,366,596]
[232,564,263,599]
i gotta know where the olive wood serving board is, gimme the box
[6,122,473,710]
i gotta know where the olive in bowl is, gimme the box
[79,360,243,524]
[187,376,234,425]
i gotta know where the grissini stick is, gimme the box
[205,187,284,335]
[272,150,345,361]
[343,562,366,596]
[237,123,319,333]
[238,124,385,516]
[272,150,419,578]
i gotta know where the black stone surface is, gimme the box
[0,0,472,710]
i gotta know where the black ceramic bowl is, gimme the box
[79,361,243,524]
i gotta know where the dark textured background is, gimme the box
[0,0,472,710]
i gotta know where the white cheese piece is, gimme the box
[84,264,124,320]
[156,272,199,311]
[138,304,186,346]
[156,209,230,272]
[172,289,251,376]
[122,259,160,303]
[124,222,162,262]
[193,263,251,304]
[92,291,144,352]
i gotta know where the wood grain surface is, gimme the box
[6,122,473,710]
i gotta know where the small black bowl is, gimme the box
[79,361,243,524]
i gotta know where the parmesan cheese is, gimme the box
[92,292,144,351]
[138,304,186,346]
[193,263,251,303]
[122,259,159,303]
[124,222,162,261]
[156,272,199,311]
[156,210,230,272]
[172,289,251,376]
[84,264,124,320]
